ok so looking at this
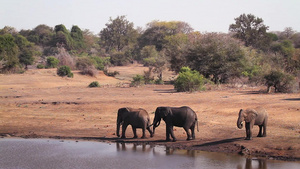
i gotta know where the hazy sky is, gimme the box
[1,0,299,34]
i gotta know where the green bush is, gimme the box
[264,70,295,93]
[36,64,45,69]
[174,67,206,92]
[57,65,73,78]
[155,79,164,84]
[46,56,59,68]
[88,81,100,88]
[130,74,145,87]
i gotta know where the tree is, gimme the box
[99,16,138,53]
[165,32,201,73]
[53,24,73,50]
[14,35,35,69]
[186,33,245,84]
[21,24,53,47]
[138,21,193,51]
[264,70,294,93]
[0,34,19,72]
[71,25,86,52]
[229,14,270,50]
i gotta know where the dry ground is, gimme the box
[0,64,299,161]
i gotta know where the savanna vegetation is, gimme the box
[1,14,299,92]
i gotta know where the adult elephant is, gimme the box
[116,107,153,139]
[152,106,198,142]
[237,107,268,140]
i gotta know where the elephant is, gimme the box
[237,107,268,140]
[116,107,153,139]
[152,106,199,142]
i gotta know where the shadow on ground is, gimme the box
[193,137,244,147]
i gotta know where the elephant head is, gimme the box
[152,107,171,134]
[116,107,130,137]
[237,109,258,129]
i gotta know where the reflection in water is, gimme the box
[114,143,297,169]
[1,139,299,169]
[237,158,267,169]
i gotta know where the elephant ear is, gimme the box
[164,107,171,117]
[244,109,258,122]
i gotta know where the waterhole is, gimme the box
[0,138,299,169]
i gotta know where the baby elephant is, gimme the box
[237,107,268,140]
[116,107,153,139]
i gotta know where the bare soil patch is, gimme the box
[0,65,299,161]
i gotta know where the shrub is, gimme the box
[36,64,45,69]
[88,81,100,88]
[57,65,73,78]
[76,57,98,76]
[130,74,145,87]
[155,79,164,84]
[46,56,59,68]
[104,70,120,77]
[264,70,295,93]
[174,67,206,92]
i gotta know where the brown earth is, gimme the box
[0,64,299,161]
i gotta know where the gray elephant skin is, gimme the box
[152,106,199,142]
[116,107,153,139]
[237,107,268,140]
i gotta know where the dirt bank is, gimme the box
[0,68,299,161]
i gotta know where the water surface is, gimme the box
[0,138,299,169]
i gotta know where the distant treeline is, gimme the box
[0,14,299,92]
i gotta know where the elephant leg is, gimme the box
[169,126,177,142]
[183,126,192,140]
[132,127,138,138]
[257,125,263,137]
[190,125,195,140]
[262,122,267,137]
[147,127,153,137]
[245,122,252,140]
[165,125,171,142]
[141,127,146,139]
[121,124,129,138]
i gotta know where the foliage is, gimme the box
[76,57,97,76]
[104,70,119,77]
[99,16,138,53]
[229,14,271,51]
[0,34,19,72]
[110,51,131,66]
[70,25,86,52]
[186,33,245,84]
[46,56,59,68]
[14,35,35,68]
[138,21,193,51]
[165,32,201,73]
[264,70,295,93]
[174,67,206,92]
[130,74,145,87]
[57,65,73,78]
[36,64,44,69]
[91,56,110,70]
[88,81,100,88]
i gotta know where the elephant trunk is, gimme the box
[237,109,244,129]
[116,116,122,137]
[153,119,161,134]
